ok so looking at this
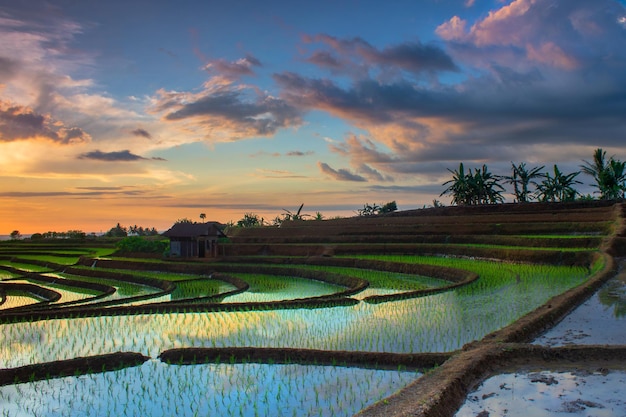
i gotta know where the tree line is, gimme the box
[9,223,160,241]
[440,148,625,205]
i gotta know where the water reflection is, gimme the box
[0,361,421,417]
[598,277,626,318]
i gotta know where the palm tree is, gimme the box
[606,159,626,199]
[504,162,545,203]
[580,148,626,200]
[199,213,206,222]
[536,165,581,202]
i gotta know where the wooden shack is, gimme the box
[162,222,225,258]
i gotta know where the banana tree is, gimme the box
[535,165,581,202]
[441,163,504,205]
[504,162,545,203]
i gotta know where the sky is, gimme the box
[1,0,626,234]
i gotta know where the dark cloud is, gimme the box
[304,34,458,77]
[286,150,314,156]
[131,128,152,139]
[0,102,90,144]
[358,163,393,182]
[77,150,166,162]
[318,162,367,182]
[157,86,302,138]
[369,42,459,73]
[305,51,342,69]
[275,72,452,124]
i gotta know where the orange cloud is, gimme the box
[469,0,535,46]
[526,42,579,70]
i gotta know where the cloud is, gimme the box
[329,134,395,164]
[525,41,579,70]
[274,72,449,125]
[435,16,467,41]
[0,5,168,158]
[286,150,314,156]
[77,149,166,162]
[305,51,342,70]
[0,102,90,144]
[270,0,626,183]
[436,0,624,71]
[303,34,458,78]
[318,162,367,182]
[0,56,18,80]
[0,187,152,198]
[131,128,152,139]
[153,81,303,140]
[357,163,393,182]
[203,54,262,80]
[250,150,314,158]
[253,169,308,179]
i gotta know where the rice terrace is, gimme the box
[1,201,626,416]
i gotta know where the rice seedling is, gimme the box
[0,261,53,273]
[0,233,604,416]
[3,277,102,304]
[0,292,41,310]
[224,273,343,303]
[0,360,421,417]
[55,273,159,299]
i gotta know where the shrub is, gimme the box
[116,236,169,253]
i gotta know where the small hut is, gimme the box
[162,222,226,258]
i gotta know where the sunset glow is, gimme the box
[1,0,625,234]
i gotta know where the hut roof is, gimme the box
[162,222,226,238]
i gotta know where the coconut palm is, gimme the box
[580,148,626,200]
[535,165,581,202]
[504,162,545,203]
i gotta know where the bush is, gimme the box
[116,236,169,253]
